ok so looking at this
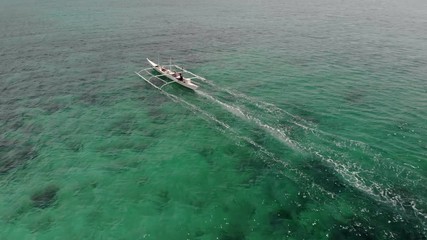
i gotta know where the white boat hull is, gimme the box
[147,58,198,90]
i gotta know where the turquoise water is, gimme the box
[1,0,426,239]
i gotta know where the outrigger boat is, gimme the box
[135,58,201,91]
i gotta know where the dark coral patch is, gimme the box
[238,156,269,187]
[64,139,83,152]
[153,190,171,211]
[0,139,38,174]
[219,229,246,240]
[148,107,169,124]
[344,90,365,104]
[199,146,215,158]
[31,185,59,209]
[270,208,293,227]
[77,92,112,106]
[198,146,216,165]
[299,159,346,194]
[107,114,136,135]
[291,105,321,124]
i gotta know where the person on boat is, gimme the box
[177,72,183,81]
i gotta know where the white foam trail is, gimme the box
[194,73,390,146]
[194,75,316,130]
[159,88,295,170]
[312,150,427,224]
[200,85,427,220]
[166,92,230,130]
[160,78,427,228]
[197,90,301,151]
[157,87,341,201]
[196,90,246,118]
[196,82,427,223]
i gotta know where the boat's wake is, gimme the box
[145,73,426,232]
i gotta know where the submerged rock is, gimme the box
[31,185,59,209]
